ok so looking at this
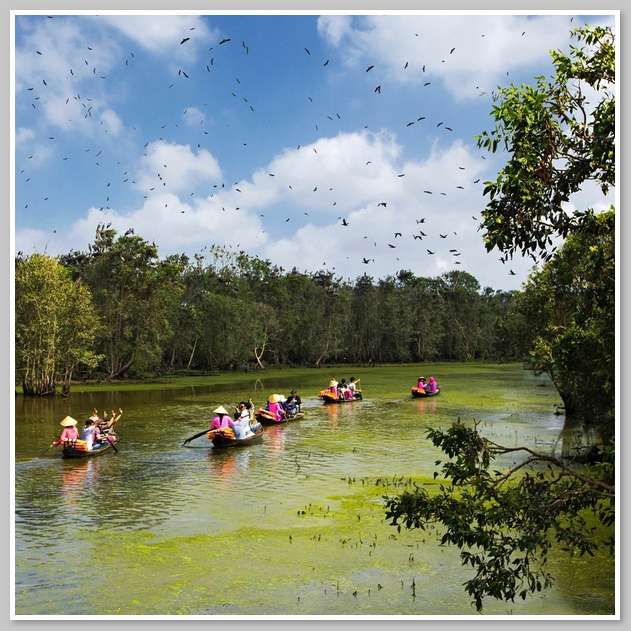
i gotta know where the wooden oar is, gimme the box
[183,428,212,445]
[106,435,119,453]
[40,442,56,457]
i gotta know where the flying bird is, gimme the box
[377,202,387,207]
[219,38,231,45]
[374,86,381,93]
[427,250,435,255]
[304,47,311,55]
[439,234,448,238]
[180,37,190,44]
[394,232,402,238]
[366,65,374,72]
[341,218,349,226]
[509,270,516,275]
[388,244,396,248]
[362,258,372,264]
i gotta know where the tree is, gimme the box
[62,225,185,379]
[511,210,615,439]
[384,421,615,613]
[15,253,102,395]
[385,24,616,611]
[475,24,614,262]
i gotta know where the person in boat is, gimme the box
[52,416,79,446]
[233,401,262,436]
[91,408,123,434]
[426,376,438,393]
[417,376,427,391]
[285,390,302,415]
[328,378,338,395]
[210,406,237,432]
[80,418,104,451]
[348,377,359,395]
[267,394,287,421]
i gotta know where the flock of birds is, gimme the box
[15,15,550,279]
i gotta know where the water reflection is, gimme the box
[415,398,437,416]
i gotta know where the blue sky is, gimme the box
[12,10,617,291]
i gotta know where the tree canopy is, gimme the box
[386,23,616,612]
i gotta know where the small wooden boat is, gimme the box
[255,408,305,425]
[318,389,363,404]
[60,433,119,459]
[209,425,264,449]
[411,387,440,398]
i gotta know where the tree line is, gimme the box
[15,227,520,395]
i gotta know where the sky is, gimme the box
[12,10,617,292]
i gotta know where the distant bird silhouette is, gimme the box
[374,86,381,93]
[304,48,310,55]
[473,179,480,183]
[450,47,455,53]
[439,234,447,238]
[398,174,405,177]
[366,65,374,72]
[362,258,372,264]
[424,82,430,86]
[457,186,464,189]
[180,38,190,44]
[388,244,396,248]
[509,270,516,275]
[416,218,426,223]
[394,232,402,238]
[377,202,387,207]
[427,250,435,255]
[219,38,231,45]
[341,218,349,226]
[423,190,433,194]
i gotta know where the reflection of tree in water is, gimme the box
[555,415,603,462]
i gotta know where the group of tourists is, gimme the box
[263,390,303,421]
[210,401,262,439]
[327,377,360,400]
[52,408,124,451]
[416,376,438,393]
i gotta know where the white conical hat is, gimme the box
[213,406,229,415]
[60,416,78,427]
[268,394,282,403]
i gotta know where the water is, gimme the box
[13,364,616,617]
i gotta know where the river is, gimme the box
[12,363,616,618]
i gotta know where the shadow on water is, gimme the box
[13,364,615,616]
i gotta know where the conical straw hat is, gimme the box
[213,406,229,415]
[268,394,282,403]
[60,416,78,427]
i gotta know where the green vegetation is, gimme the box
[16,233,519,395]
[15,253,102,396]
[385,24,616,612]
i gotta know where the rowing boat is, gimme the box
[254,408,305,425]
[60,433,119,459]
[209,425,264,449]
[318,389,363,404]
[411,387,440,398]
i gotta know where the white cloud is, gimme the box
[99,15,216,58]
[134,141,223,194]
[322,14,580,101]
